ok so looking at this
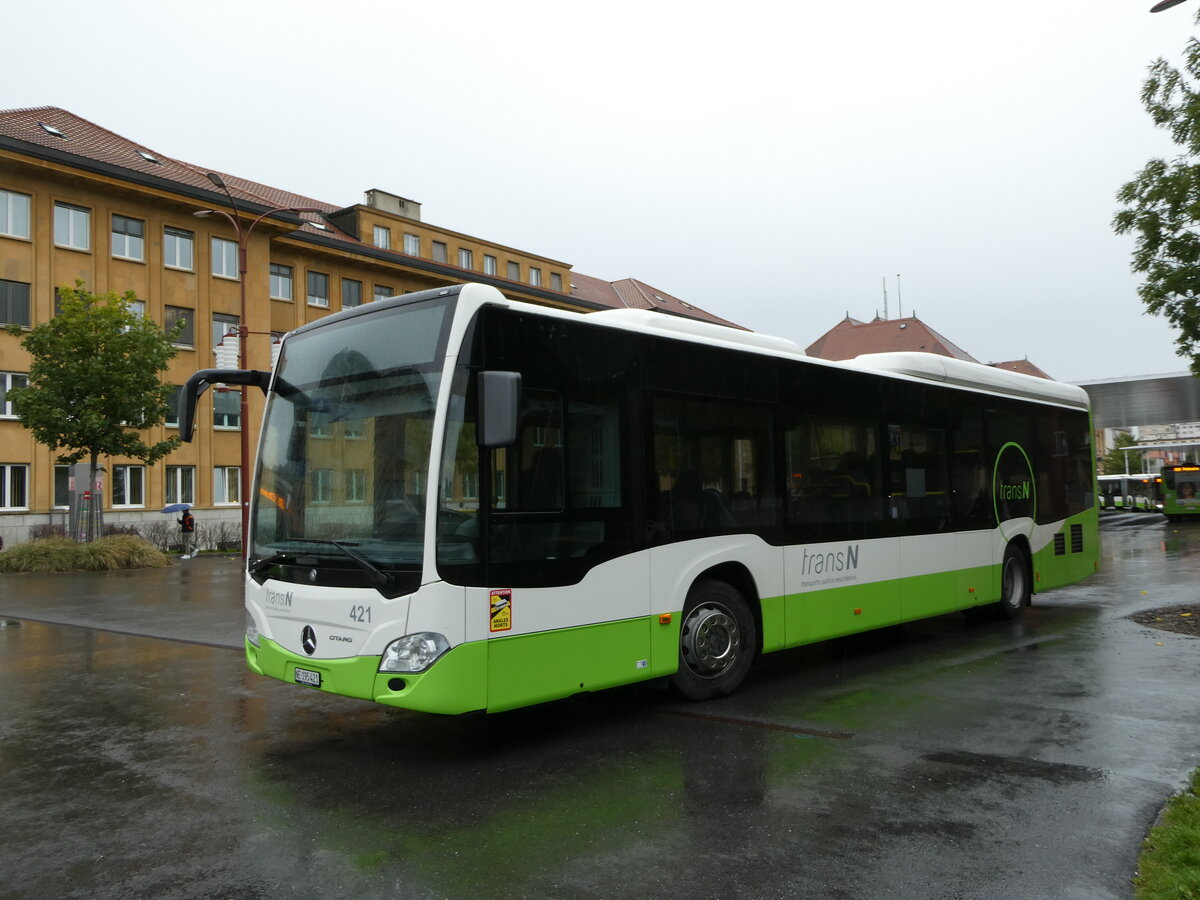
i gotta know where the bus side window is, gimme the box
[651,394,774,540]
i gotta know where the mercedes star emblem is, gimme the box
[301,625,317,656]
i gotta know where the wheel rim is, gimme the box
[680,602,741,679]
[1002,556,1025,609]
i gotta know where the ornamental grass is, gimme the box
[0,535,170,573]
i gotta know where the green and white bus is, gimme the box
[1097,473,1158,511]
[1160,464,1200,521]
[182,283,1099,714]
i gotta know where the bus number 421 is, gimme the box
[350,605,371,624]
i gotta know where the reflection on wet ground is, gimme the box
[0,521,1198,898]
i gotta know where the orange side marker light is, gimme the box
[658,613,673,625]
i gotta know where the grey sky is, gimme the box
[4,0,1195,383]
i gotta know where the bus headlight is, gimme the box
[379,633,450,673]
[246,611,260,647]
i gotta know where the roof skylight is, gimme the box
[137,149,161,164]
[38,122,66,138]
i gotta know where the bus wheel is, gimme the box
[671,580,757,701]
[996,544,1030,620]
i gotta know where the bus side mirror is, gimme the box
[478,371,521,448]
[179,368,272,443]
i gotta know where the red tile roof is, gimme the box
[989,359,1053,380]
[806,315,979,362]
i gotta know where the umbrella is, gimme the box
[161,503,192,514]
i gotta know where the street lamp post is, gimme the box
[195,172,321,558]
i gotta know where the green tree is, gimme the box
[1114,9,1200,378]
[1102,432,1145,475]
[6,283,183,528]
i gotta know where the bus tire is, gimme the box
[671,579,757,701]
[996,543,1030,620]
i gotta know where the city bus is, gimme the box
[1097,473,1159,511]
[181,283,1099,714]
[1161,464,1200,520]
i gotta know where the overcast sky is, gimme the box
[5,0,1197,383]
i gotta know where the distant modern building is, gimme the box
[1077,372,1200,462]
[0,106,738,546]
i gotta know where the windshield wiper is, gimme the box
[248,551,292,578]
[283,537,393,589]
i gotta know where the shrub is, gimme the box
[138,519,179,552]
[28,524,67,541]
[102,523,141,538]
[196,518,241,552]
[0,535,170,573]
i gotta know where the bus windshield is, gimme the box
[251,297,453,593]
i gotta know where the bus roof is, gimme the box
[586,307,1089,411]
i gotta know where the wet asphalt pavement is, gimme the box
[1,514,1198,899]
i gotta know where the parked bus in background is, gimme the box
[181,284,1099,715]
[1097,473,1159,511]
[1161,464,1200,521]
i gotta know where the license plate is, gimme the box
[294,667,322,687]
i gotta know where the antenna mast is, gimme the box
[881,277,888,320]
[896,273,903,319]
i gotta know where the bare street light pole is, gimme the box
[195,172,321,558]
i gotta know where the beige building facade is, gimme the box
[0,107,738,547]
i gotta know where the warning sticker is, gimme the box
[489,589,512,633]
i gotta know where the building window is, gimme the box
[403,233,420,255]
[212,313,239,358]
[458,248,474,270]
[164,226,194,270]
[507,260,521,281]
[551,272,563,292]
[345,469,367,503]
[212,237,238,279]
[164,305,194,347]
[374,284,393,302]
[213,389,241,429]
[270,263,293,301]
[483,255,498,276]
[111,215,145,261]
[126,299,145,320]
[214,466,240,505]
[373,224,391,249]
[165,385,182,428]
[166,465,195,505]
[311,468,334,504]
[0,464,28,510]
[307,271,329,307]
[54,465,70,509]
[0,279,31,328]
[432,241,448,263]
[54,202,90,250]
[1,371,28,417]
[111,464,145,508]
[529,267,542,287]
[0,189,31,239]
[341,278,362,308]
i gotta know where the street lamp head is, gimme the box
[207,172,228,189]
[1151,0,1190,10]
[193,209,214,218]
